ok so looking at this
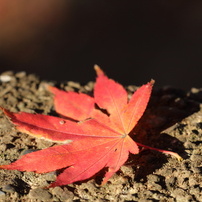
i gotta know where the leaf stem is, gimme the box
[136,142,183,161]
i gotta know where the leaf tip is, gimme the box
[0,165,4,169]
[0,106,5,113]
[150,79,155,85]
[94,65,105,76]
[0,107,14,119]
[0,164,10,170]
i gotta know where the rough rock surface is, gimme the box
[0,71,201,202]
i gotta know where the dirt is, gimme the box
[0,71,201,202]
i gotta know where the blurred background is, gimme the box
[0,0,202,90]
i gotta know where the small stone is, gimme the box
[84,81,94,92]
[2,185,15,193]
[178,177,189,189]
[171,188,187,199]
[0,144,6,152]
[147,174,161,183]
[44,171,57,182]
[67,81,81,89]
[15,71,26,78]
[184,141,194,149]
[190,154,202,162]
[190,186,200,195]
[166,176,177,189]
[191,167,202,174]
[189,176,198,186]
[64,86,74,91]
[21,149,38,156]
[0,191,6,198]
[51,187,74,201]
[0,75,12,82]
[29,188,52,200]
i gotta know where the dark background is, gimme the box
[0,0,202,90]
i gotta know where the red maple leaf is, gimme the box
[0,66,181,187]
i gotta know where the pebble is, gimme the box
[0,191,5,197]
[84,81,94,92]
[171,188,187,198]
[190,186,200,195]
[29,188,52,200]
[67,81,81,89]
[189,176,198,186]
[178,177,189,189]
[190,154,202,162]
[2,185,16,193]
[152,192,166,200]
[191,166,202,174]
[15,72,26,78]
[184,141,194,149]
[190,186,202,201]
[21,149,38,156]
[147,174,161,183]
[165,176,177,189]
[0,144,6,152]
[0,75,12,82]
[51,187,74,201]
